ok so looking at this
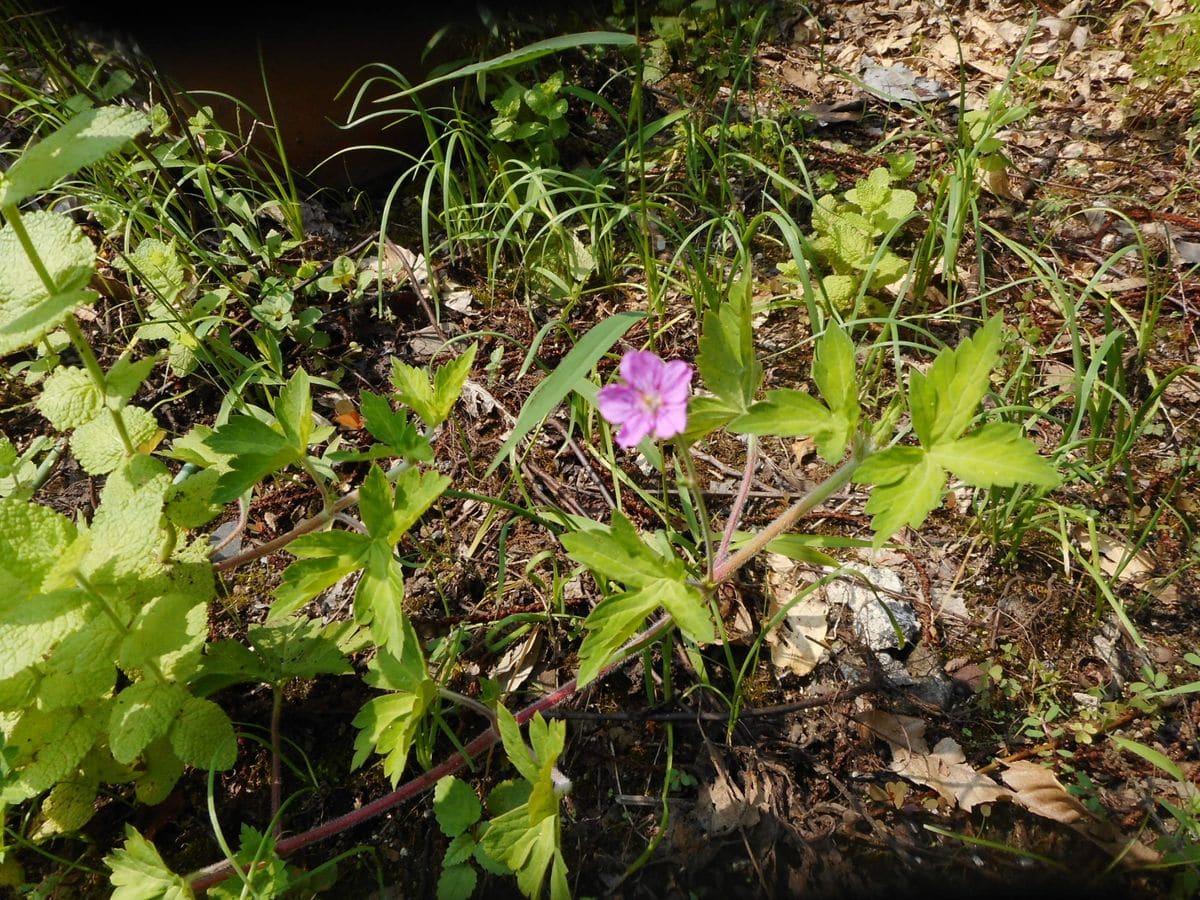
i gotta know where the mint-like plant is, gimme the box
[789,166,916,312]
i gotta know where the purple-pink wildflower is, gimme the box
[597,350,693,448]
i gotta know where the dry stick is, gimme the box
[188,450,865,892]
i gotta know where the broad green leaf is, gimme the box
[35,776,100,836]
[79,454,171,580]
[367,615,429,693]
[928,422,1060,488]
[355,543,408,640]
[163,468,224,528]
[731,389,833,435]
[351,678,437,785]
[656,577,714,645]
[117,238,186,304]
[560,511,680,589]
[274,367,313,453]
[0,211,97,355]
[576,587,660,686]
[70,405,159,475]
[269,530,369,621]
[921,314,1003,446]
[109,680,188,765]
[481,809,567,900]
[812,324,858,418]
[496,705,540,784]
[2,707,101,801]
[680,394,740,444]
[360,390,432,462]
[119,591,208,681]
[169,696,237,770]
[855,450,946,546]
[0,106,149,207]
[485,310,641,476]
[36,615,119,708]
[205,416,302,503]
[38,365,102,429]
[434,776,483,838]
[106,824,195,900]
[388,467,450,543]
[190,639,272,697]
[391,345,475,428]
[0,498,76,599]
[132,737,184,806]
[0,588,88,681]
[358,464,395,538]
[105,353,157,409]
[696,300,760,413]
[249,618,355,681]
[436,864,477,900]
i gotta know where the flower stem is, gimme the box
[713,434,758,570]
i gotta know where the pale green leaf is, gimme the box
[0,211,97,355]
[0,497,76,599]
[359,391,432,463]
[432,343,477,422]
[390,359,437,426]
[928,422,1060,489]
[367,614,429,693]
[117,238,186,304]
[0,588,88,680]
[70,405,159,475]
[37,615,119,708]
[496,705,539,784]
[163,467,224,528]
[812,324,859,417]
[106,824,195,900]
[351,679,437,784]
[355,543,407,640]
[358,465,394,539]
[922,315,1003,446]
[269,530,369,621]
[35,776,100,836]
[119,591,208,681]
[389,467,450,542]
[696,300,760,413]
[132,738,184,806]
[109,680,188,765]
[0,106,149,207]
[104,353,157,408]
[206,416,302,503]
[3,707,101,801]
[680,395,740,444]
[38,365,102,429]
[169,696,237,770]
[731,389,833,436]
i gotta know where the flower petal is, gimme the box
[616,411,653,448]
[619,350,664,394]
[597,384,641,426]
[656,360,694,404]
[651,403,687,439]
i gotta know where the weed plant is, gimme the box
[0,3,1196,898]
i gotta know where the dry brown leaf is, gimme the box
[764,553,828,676]
[1075,532,1155,582]
[1002,760,1161,864]
[490,629,541,694]
[860,710,1008,811]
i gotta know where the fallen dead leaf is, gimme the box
[1075,531,1155,582]
[490,629,542,694]
[764,553,829,677]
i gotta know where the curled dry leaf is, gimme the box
[859,709,1009,812]
[490,629,542,694]
[1001,760,1161,865]
[764,553,828,677]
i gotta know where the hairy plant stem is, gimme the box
[187,444,869,892]
[714,434,758,569]
[270,686,283,841]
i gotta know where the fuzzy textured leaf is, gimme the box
[434,776,483,838]
[70,405,159,475]
[169,696,237,770]
[0,106,149,207]
[0,497,76,599]
[38,365,102,429]
[0,211,97,354]
[109,680,188,765]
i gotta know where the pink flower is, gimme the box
[597,351,693,448]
